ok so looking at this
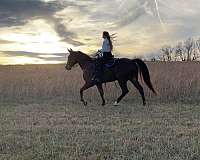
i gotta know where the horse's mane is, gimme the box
[77,51,93,61]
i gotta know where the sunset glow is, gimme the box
[0,0,200,64]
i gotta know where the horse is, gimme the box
[65,48,156,106]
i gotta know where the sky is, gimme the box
[0,0,200,65]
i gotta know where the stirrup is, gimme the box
[91,77,101,83]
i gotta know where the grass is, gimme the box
[0,62,200,103]
[0,101,200,160]
[0,62,200,159]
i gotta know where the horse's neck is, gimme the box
[77,54,92,70]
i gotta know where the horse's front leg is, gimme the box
[96,84,105,106]
[80,83,94,106]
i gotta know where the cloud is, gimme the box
[0,0,84,46]
[0,0,60,27]
[1,0,200,60]
[87,0,158,28]
[0,39,14,44]
[3,50,67,62]
[49,17,85,46]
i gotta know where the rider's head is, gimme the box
[102,31,110,39]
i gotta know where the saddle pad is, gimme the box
[104,58,119,68]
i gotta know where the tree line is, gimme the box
[151,37,200,61]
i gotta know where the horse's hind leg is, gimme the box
[130,79,146,106]
[80,83,94,106]
[96,84,105,106]
[115,80,129,105]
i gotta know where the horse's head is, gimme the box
[65,48,79,70]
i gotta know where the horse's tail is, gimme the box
[132,59,156,94]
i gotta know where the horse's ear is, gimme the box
[68,48,74,53]
[67,48,72,53]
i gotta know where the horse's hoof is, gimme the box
[83,101,87,106]
[113,101,119,106]
[102,102,105,106]
[143,102,146,106]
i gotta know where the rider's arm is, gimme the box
[102,39,110,53]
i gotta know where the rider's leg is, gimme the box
[92,59,103,83]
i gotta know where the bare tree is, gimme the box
[196,38,200,51]
[184,38,195,61]
[157,55,164,61]
[151,57,156,62]
[159,37,200,62]
[195,38,200,60]
[192,49,199,61]
[175,42,186,61]
[161,45,174,61]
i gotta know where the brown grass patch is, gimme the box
[0,62,199,104]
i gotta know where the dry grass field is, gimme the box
[0,62,200,159]
[0,61,200,103]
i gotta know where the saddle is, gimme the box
[92,58,119,82]
[104,58,119,68]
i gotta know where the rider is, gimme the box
[92,31,114,83]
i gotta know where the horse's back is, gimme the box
[113,58,138,78]
[115,58,135,68]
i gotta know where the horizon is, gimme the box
[0,0,200,65]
